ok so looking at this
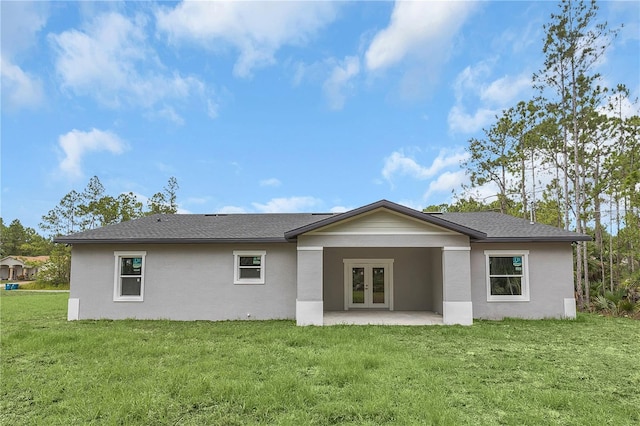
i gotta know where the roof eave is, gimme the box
[472,235,592,243]
[54,237,291,245]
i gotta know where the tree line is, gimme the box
[1,176,179,285]
[431,0,639,314]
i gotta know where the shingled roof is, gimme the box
[436,211,591,242]
[54,200,590,244]
[54,213,335,244]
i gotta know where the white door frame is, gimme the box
[343,259,394,310]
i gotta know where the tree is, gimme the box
[147,177,180,215]
[40,190,82,237]
[36,244,71,286]
[1,218,52,257]
[463,112,521,214]
[39,176,178,286]
[534,0,618,309]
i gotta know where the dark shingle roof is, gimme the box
[54,200,590,244]
[436,212,591,242]
[54,213,335,244]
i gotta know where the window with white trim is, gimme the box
[114,251,146,301]
[485,250,529,302]
[233,251,266,284]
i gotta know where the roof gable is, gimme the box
[284,200,486,240]
[305,208,459,236]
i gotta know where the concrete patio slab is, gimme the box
[323,311,443,326]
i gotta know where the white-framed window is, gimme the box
[485,250,530,302]
[113,251,146,301]
[233,251,266,284]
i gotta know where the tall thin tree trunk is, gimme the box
[609,198,614,292]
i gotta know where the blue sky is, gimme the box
[2,1,638,232]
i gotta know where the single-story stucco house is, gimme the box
[55,200,590,325]
[0,255,50,280]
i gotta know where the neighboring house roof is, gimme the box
[54,199,591,245]
[0,256,50,266]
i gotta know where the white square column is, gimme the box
[442,247,473,325]
[296,246,324,326]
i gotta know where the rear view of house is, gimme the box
[55,200,590,325]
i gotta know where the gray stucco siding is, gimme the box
[470,242,575,319]
[69,243,297,320]
[430,252,443,314]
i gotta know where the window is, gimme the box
[234,251,266,284]
[485,250,529,302]
[114,251,146,301]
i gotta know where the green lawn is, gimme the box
[1,292,639,425]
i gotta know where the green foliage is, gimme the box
[34,176,180,286]
[455,0,638,310]
[0,218,52,257]
[146,176,180,215]
[35,245,71,286]
[40,176,179,238]
[2,293,639,425]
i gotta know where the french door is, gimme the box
[344,260,393,309]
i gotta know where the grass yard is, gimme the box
[1,292,639,425]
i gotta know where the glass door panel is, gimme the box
[372,267,385,304]
[352,267,365,304]
[347,263,389,309]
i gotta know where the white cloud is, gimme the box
[323,56,360,110]
[150,106,185,125]
[252,196,322,213]
[49,11,212,115]
[600,92,640,119]
[0,56,44,110]
[365,1,476,71]
[382,149,469,182]
[452,62,493,102]
[423,170,467,200]
[1,1,48,57]
[155,1,339,78]
[329,205,351,213]
[207,99,219,119]
[58,128,126,179]
[480,73,532,105]
[448,62,532,134]
[0,2,48,110]
[259,178,282,187]
[447,105,497,134]
[217,205,247,214]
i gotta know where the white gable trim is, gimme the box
[307,207,459,236]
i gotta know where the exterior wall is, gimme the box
[322,247,439,311]
[430,250,443,314]
[470,242,575,319]
[69,243,298,320]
